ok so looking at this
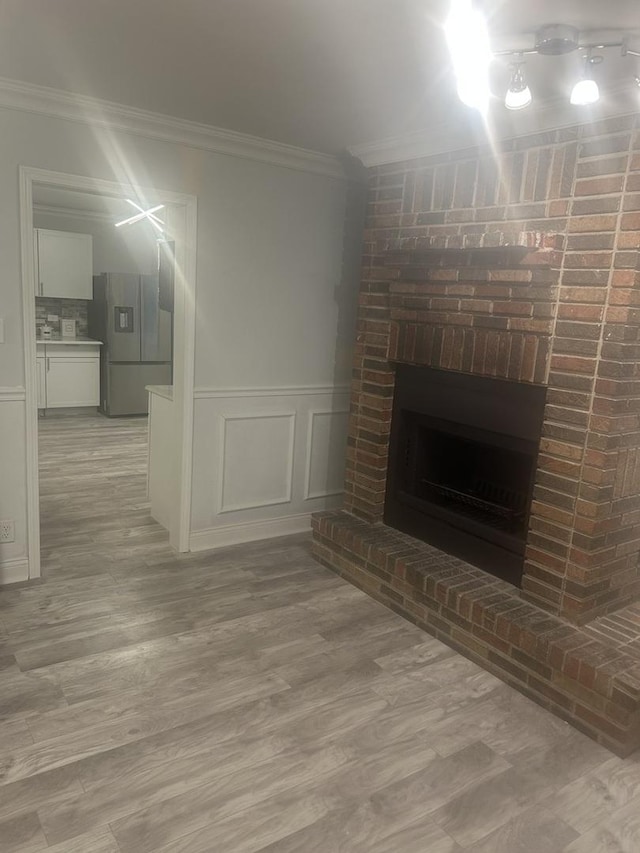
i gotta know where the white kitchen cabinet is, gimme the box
[35,229,93,300]
[36,343,101,409]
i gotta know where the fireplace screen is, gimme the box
[410,420,534,535]
[385,366,546,585]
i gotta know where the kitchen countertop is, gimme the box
[36,336,103,345]
[146,385,174,401]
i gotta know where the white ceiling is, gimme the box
[1,0,639,155]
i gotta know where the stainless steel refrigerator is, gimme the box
[89,273,172,416]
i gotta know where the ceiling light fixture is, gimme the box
[446,12,640,112]
[115,200,165,233]
[505,61,532,110]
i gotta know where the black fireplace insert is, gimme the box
[384,365,547,585]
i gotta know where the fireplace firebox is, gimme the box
[385,365,547,585]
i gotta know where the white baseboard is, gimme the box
[189,513,312,552]
[0,558,29,585]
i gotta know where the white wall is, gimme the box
[33,210,158,275]
[0,98,362,578]
[193,158,358,389]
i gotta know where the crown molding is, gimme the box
[349,84,639,167]
[0,76,346,180]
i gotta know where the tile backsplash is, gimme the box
[35,297,89,337]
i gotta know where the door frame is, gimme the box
[19,166,198,577]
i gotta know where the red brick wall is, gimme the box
[346,115,640,624]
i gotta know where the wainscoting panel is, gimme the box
[0,390,29,579]
[190,385,349,551]
[304,409,350,500]
[219,412,295,513]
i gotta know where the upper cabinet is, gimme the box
[35,229,93,300]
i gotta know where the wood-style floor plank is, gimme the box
[0,412,638,851]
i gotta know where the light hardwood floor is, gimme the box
[0,411,639,851]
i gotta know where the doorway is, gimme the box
[19,167,197,580]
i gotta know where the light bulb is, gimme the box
[570,54,601,106]
[457,77,492,110]
[505,86,532,109]
[505,65,532,110]
[570,77,599,105]
[445,0,492,112]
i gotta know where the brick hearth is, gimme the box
[312,115,640,755]
[312,510,640,756]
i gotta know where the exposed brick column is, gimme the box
[343,182,397,521]
[522,127,640,622]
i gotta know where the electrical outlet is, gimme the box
[0,520,15,543]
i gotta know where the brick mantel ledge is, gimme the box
[380,230,564,252]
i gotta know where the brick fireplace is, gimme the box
[312,115,640,755]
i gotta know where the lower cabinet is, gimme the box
[46,358,100,407]
[37,344,101,409]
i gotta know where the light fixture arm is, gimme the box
[622,39,640,58]
[495,38,640,60]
